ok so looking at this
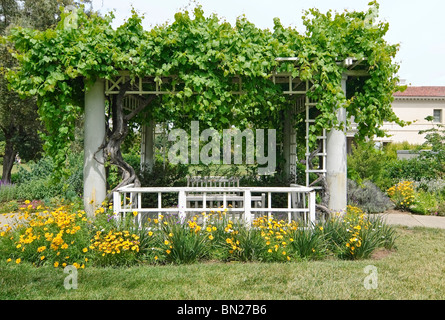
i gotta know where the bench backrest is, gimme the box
[186,176,240,188]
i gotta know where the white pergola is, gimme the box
[83,58,368,216]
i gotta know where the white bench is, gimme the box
[186,176,265,209]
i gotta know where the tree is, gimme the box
[0,0,91,183]
[4,2,404,197]
[419,116,445,178]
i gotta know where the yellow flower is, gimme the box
[16,258,21,264]
[40,256,45,260]
[208,235,214,240]
[132,211,138,217]
[164,240,170,245]
[166,249,171,254]
[6,258,11,263]
[148,231,153,236]
[54,261,59,268]
[82,248,88,253]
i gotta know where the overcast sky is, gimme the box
[91,0,445,86]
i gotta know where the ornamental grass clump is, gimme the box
[158,214,212,264]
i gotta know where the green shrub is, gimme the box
[0,183,18,202]
[347,140,390,188]
[410,188,445,216]
[383,157,437,185]
[0,153,83,202]
[383,141,419,160]
[348,179,394,213]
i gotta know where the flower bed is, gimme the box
[0,202,397,268]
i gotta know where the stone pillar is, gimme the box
[326,75,347,213]
[83,79,107,217]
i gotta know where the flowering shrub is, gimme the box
[323,205,396,260]
[0,203,91,268]
[342,206,371,259]
[387,181,415,211]
[252,216,300,262]
[89,230,140,267]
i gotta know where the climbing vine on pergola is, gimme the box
[5,1,404,188]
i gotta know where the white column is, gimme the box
[83,79,107,217]
[283,106,297,183]
[309,191,316,224]
[244,190,252,228]
[326,75,348,213]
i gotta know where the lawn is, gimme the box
[1,226,444,300]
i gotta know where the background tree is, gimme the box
[0,0,91,183]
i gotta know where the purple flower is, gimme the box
[0,180,12,188]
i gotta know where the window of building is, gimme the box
[433,109,442,123]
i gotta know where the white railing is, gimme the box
[113,185,316,226]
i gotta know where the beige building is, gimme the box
[374,86,445,145]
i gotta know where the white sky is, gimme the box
[91,0,445,86]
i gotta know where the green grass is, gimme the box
[1,226,444,300]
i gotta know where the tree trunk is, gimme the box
[2,137,16,184]
[101,81,156,199]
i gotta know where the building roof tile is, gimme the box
[394,86,445,97]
